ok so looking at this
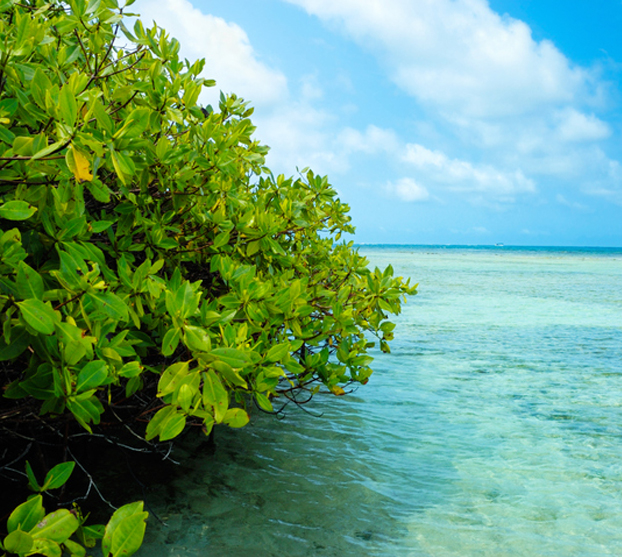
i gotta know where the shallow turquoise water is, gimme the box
[138,246,622,556]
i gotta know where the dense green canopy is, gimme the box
[0,0,416,555]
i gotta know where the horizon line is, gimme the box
[353,243,622,250]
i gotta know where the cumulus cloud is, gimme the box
[402,143,535,196]
[253,101,342,173]
[256,113,401,175]
[132,0,288,106]
[131,1,357,176]
[284,0,593,118]
[554,108,611,143]
[284,0,622,204]
[386,177,430,202]
[129,0,622,211]
[128,1,414,180]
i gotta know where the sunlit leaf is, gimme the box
[42,461,75,490]
[3,530,34,554]
[30,509,79,543]
[0,200,37,220]
[7,495,44,533]
[223,408,249,428]
[65,148,93,182]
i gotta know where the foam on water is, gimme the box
[136,246,622,556]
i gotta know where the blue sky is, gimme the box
[131,0,622,246]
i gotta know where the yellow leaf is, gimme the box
[331,386,346,396]
[65,147,93,182]
[0,117,9,124]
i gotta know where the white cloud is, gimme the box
[386,177,430,202]
[130,1,346,176]
[338,125,400,155]
[129,2,405,180]
[254,101,342,174]
[130,0,622,211]
[300,74,324,101]
[257,116,401,175]
[284,0,592,118]
[402,143,535,196]
[132,0,288,106]
[554,108,611,143]
[284,0,622,204]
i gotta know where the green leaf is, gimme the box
[211,360,247,388]
[246,240,260,257]
[0,200,37,220]
[212,229,230,248]
[255,392,273,412]
[113,107,150,140]
[67,394,104,432]
[76,360,108,393]
[64,339,88,366]
[144,406,174,441]
[56,250,84,291]
[64,538,86,557]
[91,219,114,233]
[86,179,111,202]
[177,383,194,413]
[30,67,52,109]
[183,325,211,352]
[0,326,31,361]
[119,361,142,378]
[7,495,45,533]
[17,262,44,300]
[17,299,58,335]
[57,216,87,240]
[13,136,34,156]
[210,347,249,369]
[202,370,228,422]
[102,502,147,557]
[266,343,290,363]
[29,509,79,543]
[161,327,181,356]
[125,375,142,398]
[76,523,104,548]
[145,405,186,441]
[59,85,78,127]
[90,292,129,322]
[32,140,65,160]
[42,461,75,490]
[3,529,34,554]
[159,410,186,441]
[92,98,113,135]
[157,361,189,396]
[110,149,135,184]
[223,408,250,428]
[109,511,148,557]
[25,461,41,492]
[29,538,61,557]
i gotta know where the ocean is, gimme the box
[136,245,622,556]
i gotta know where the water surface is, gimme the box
[137,245,622,556]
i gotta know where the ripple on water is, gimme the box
[135,248,622,556]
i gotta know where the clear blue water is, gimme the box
[138,245,622,556]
